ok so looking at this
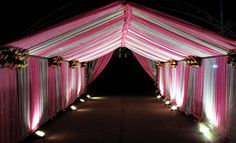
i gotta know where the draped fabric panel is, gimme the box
[29,57,42,131]
[60,63,68,110]
[164,64,170,99]
[48,67,57,118]
[67,66,73,105]
[192,62,204,120]
[77,63,82,96]
[184,68,196,115]
[214,57,227,134]
[0,56,86,143]
[55,68,62,112]
[17,68,30,140]
[80,66,87,94]
[133,52,156,80]
[0,69,18,143]
[39,59,49,123]
[88,52,113,84]
[175,61,185,107]
[181,67,190,111]
[227,66,236,141]
[158,65,165,96]
[202,58,216,126]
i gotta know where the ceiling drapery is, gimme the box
[7,1,236,62]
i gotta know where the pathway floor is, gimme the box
[22,93,221,143]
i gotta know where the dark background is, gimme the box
[0,0,235,45]
[0,0,235,94]
[88,49,154,94]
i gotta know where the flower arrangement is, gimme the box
[69,59,79,68]
[168,59,177,68]
[228,49,236,67]
[155,61,165,67]
[48,56,64,68]
[185,56,201,68]
[0,46,29,69]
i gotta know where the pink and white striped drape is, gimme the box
[0,69,18,143]
[158,57,230,136]
[0,56,86,143]
[88,52,113,84]
[133,52,156,80]
[7,2,235,63]
[214,57,227,134]
[29,58,41,131]
[192,62,204,120]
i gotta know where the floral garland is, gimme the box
[155,61,164,67]
[69,59,79,68]
[185,56,201,68]
[0,46,29,69]
[168,59,177,68]
[48,56,64,68]
[228,49,236,67]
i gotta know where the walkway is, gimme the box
[22,93,213,143]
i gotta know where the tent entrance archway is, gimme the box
[88,48,154,94]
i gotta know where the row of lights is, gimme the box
[156,94,214,141]
[35,94,92,138]
[156,95,178,111]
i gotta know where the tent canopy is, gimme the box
[7,1,236,62]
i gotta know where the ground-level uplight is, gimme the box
[35,130,45,137]
[86,94,91,99]
[170,105,178,111]
[70,105,77,111]
[165,100,171,105]
[157,95,162,99]
[198,123,213,140]
[80,98,85,102]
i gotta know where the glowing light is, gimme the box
[31,112,40,130]
[35,130,45,137]
[157,95,162,99]
[80,99,85,102]
[165,101,171,105]
[70,105,77,111]
[213,64,218,68]
[86,95,91,99]
[199,123,213,140]
[171,106,178,111]
[91,97,106,100]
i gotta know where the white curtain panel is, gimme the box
[202,58,216,125]
[17,68,30,139]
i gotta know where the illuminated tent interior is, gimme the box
[0,1,236,143]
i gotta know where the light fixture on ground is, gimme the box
[198,123,213,140]
[70,105,77,111]
[170,105,178,111]
[80,98,85,102]
[165,100,171,105]
[35,130,45,137]
[86,94,91,99]
[157,95,162,99]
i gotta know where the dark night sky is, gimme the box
[0,0,235,45]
